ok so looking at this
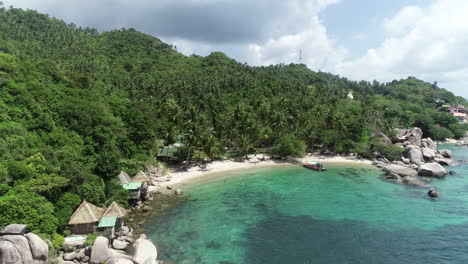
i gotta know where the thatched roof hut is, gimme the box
[118,171,131,184]
[131,171,150,183]
[68,200,105,234]
[102,202,127,218]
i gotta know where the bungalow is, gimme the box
[448,107,467,122]
[117,171,150,206]
[97,202,127,234]
[68,200,105,235]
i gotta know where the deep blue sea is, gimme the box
[144,145,468,264]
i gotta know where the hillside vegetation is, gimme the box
[0,7,467,239]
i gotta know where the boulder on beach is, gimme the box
[439,149,452,158]
[90,236,113,264]
[132,234,158,264]
[0,224,27,235]
[25,233,48,262]
[374,132,392,145]
[0,240,21,264]
[113,239,129,250]
[418,162,448,178]
[0,225,49,264]
[421,147,436,160]
[383,164,418,177]
[434,157,454,166]
[0,235,34,264]
[405,127,423,146]
[404,147,424,165]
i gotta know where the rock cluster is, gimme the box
[0,224,49,264]
[61,228,158,264]
[373,127,455,187]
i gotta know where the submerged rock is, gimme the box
[427,188,439,198]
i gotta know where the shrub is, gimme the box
[51,233,64,250]
[271,135,306,158]
[430,126,454,141]
[85,234,97,247]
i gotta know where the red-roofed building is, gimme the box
[448,107,467,122]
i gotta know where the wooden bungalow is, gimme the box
[122,182,143,206]
[68,200,105,235]
[99,201,127,233]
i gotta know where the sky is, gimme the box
[3,0,468,98]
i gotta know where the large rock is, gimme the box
[112,239,129,250]
[63,251,77,261]
[439,149,452,158]
[114,259,134,264]
[132,234,158,264]
[0,235,34,264]
[402,176,427,187]
[90,236,113,264]
[374,132,392,145]
[421,138,436,150]
[0,240,21,264]
[404,148,424,165]
[405,127,423,146]
[25,233,48,263]
[434,157,454,166]
[421,147,436,160]
[384,164,418,177]
[418,162,448,178]
[0,224,27,235]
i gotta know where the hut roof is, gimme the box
[103,201,127,218]
[68,200,105,225]
[122,182,142,190]
[131,171,150,183]
[98,216,117,228]
[118,171,131,184]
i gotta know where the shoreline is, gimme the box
[157,154,373,191]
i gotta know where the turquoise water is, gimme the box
[144,145,468,264]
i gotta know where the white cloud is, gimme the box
[335,0,468,97]
[383,6,424,35]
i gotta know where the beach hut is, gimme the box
[122,182,143,206]
[68,200,105,234]
[100,201,127,232]
[118,171,131,184]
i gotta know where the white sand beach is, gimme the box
[157,154,372,190]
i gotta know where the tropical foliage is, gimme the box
[0,7,466,238]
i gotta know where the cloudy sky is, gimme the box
[4,0,468,97]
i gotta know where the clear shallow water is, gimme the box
[144,145,468,264]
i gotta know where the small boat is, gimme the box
[303,161,327,171]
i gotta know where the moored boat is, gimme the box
[303,161,327,171]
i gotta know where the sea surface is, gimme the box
[144,145,468,264]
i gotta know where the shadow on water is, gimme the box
[244,212,468,264]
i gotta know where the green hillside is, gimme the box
[0,7,466,239]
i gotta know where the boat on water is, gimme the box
[303,161,327,171]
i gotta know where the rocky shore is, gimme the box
[373,127,456,188]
